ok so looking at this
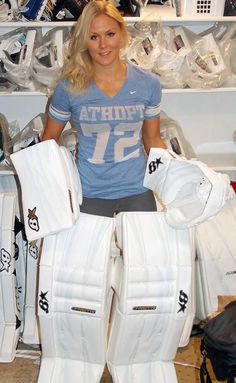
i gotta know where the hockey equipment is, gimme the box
[22,239,41,344]
[160,111,195,159]
[118,0,141,16]
[185,33,227,89]
[107,211,194,382]
[48,0,90,21]
[37,213,114,383]
[0,28,37,89]
[32,28,69,90]
[147,0,169,3]
[10,139,82,241]
[21,0,48,20]
[13,216,28,335]
[224,0,236,16]
[200,302,236,383]
[0,192,21,362]
[0,2,11,21]
[0,113,11,166]
[178,253,196,347]
[0,67,17,92]
[195,195,236,319]
[12,113,44,153]
[144,148,234,228]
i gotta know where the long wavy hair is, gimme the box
[61,0,129,93]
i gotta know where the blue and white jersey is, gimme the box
[48,64,161,199]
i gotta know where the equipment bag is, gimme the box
[200,301,236,383]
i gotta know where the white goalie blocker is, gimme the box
[37,213,114,383]
[0,192,21,362]
[195,194,236,319]
[10,139,82,241]
[144,148,233,229]
[107,212,195,383]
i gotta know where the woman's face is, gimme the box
[87,14,124,68]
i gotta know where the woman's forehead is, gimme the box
[89,14,120,33]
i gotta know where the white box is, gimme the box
[181,0,225,17]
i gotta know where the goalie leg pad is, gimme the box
[107,212,194,382]
[0,192,20,362]
[22,239,41,344]
[37,213,114,383]
[109,360,178,383]
[195,195,236,319]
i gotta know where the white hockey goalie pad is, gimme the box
[144,148,233,228]
[107,212,194,383]
[0,192,21,362]
[22,239,41,344]
[10,139,82,241]
[195,194,236,319]
[37,213,114,383]
[178,256,196,347]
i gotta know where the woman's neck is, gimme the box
[93,61,126,83]
[93,61,127,97]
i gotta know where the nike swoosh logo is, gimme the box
[130,90,136,94]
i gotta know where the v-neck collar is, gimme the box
[92,64,129,100]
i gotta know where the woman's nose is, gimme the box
[99,36,107,48]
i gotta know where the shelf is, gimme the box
[0,21,75,27]
[196,141,236,171]
[0,15,236,28]
[1,87,236,97]
[0,91,48,96]
[197,153,236,171]
[0,166,15,175]
[162,87,236,94]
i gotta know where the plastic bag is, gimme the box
[32,27,72,93]
[0,27,39,90]
[0,113,12,166]
[160,111,196,159]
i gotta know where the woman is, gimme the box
[42,0,166,217]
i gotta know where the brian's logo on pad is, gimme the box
[148,157,163,174]
[29,241,39,259]
[0,248,11,273]
[177,290,188,313]
[28,207,40,232]
[39,291,49,314]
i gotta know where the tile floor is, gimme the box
[0,336,224,383]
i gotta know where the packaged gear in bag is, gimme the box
[200,301,236,383]
[0,27,38,90]
[224,0,236,16]
[49,0,90,21]
[0,113,11,166]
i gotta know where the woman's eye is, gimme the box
[90,35,98,40]
[107,32,115,37]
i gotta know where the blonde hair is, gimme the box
[61,0,129,92]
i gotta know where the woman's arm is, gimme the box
[41,117,65,142]
[142,118,167,154]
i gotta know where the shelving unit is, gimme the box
[0,10,235,179]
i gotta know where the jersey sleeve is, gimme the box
[48,81,71,125]
[144,74,162,120]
